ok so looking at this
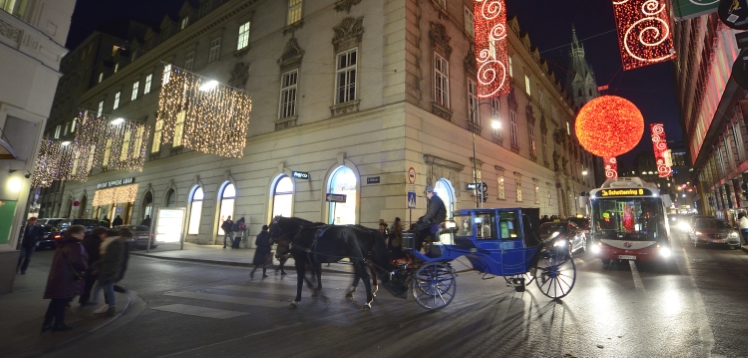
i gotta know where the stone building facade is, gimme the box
[41,0,595,246]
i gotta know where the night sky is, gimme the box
[67,0,682,168]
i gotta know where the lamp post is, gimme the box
[470,104,502,208]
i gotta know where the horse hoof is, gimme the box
[345,292,353,299]
[311,289,319,298]
[289,301,299,309]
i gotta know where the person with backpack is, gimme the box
[221,216,233,249]
[232,217,247,249]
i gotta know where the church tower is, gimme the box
[567,25,599,109]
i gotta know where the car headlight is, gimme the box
[553,240,567,247]
[729,232,739,238]
[678,222,690,231]
[550,231,560,239]
[694,231,703,236]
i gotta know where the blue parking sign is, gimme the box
[407,192,416,208]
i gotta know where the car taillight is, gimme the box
[54,235,61,239]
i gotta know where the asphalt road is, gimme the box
[39,231,748,357]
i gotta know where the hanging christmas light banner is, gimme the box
[473,0,510,98]
[612,0,677,71]
[604,156,618,179]
[650,123,673,178]
[157,64,252,158]
[73,111,151,174]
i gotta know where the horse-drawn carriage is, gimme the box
[269,207,576,311]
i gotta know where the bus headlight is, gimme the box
[678,222,690,231]
[591,242,601,254]
[659,247,672,258]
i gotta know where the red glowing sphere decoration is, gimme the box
[575,95,644,158]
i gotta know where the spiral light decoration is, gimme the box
[604,156,619,179]
[473,0,510,98]
[612,0,677,70]
[650,123,672,178]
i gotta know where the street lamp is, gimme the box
[582,170,588,176]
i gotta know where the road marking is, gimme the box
[677,233,715,356]
[628,261,646,293]
[164,291,290,308]
[151,304,248,319]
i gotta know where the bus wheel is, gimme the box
[601,259,610,265]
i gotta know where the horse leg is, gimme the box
[346,272,360,299]
[369,261,378,298]
[356,260,373,310]
[291,260,305,308]
[311,262,322,297]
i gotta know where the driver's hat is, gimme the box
[424,185,435,193]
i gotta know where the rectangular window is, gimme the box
[434,53,449,108]
[120,129,131,161]
[184,52,194,71]
[467,79,479,125]
[508,56,513,77]
[133,126,144,158]
[534,186,540,204]
[173,110,186,147]
[336,48,357,104]
[516,180,523,202]
[510,111,518,147]
[529,126,536,157]
[102,139,112,167]
[180,16,189,30]
[54,125,61,139]
[163,64,172,85]
[144,74,153,94]
[71,117,77,133]
[63,123,69,136]
[97,101,104,117]
[497,176,505,199]
[131,81,139,101]
[237,22,250,50]
[114,63,119,73]
[152,119,163,153]
[463,7,474,37]
[287,0,302,26]
[209,37,221,63]
[566,121,571,135]
[98,73,103,83]
[524,75,531,96]
[491,97,502,137]
[113,92,120,109]
[279,69,298,119]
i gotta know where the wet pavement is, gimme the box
[5,230,748,357]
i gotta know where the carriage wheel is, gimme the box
[412,263,456,310]
[535,250,576,300]
[503,271,535,287]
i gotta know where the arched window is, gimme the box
[187,187,203,235]
[166,189,176,208]
[217,182,236,235]
[434,179,455,219]
[272,175,293,218]
[328,166,356,225]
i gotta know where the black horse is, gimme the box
[269,217,393,309]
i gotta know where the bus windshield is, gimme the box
[591,197,666,240]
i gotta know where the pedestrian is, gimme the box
[112,215,123,227]
[140,215,151,227]
[17,217,44,275]
[739,212,748,246]
[232,217,246,249]
[378,219,389,237]
[100,216,111,228]
[78,227,108,306]
[251,225,272,279]
[113,228,132,293]
[221,215,234,248]
[90,229,126,317]
[42,225,88,332]
[539,215,550,225]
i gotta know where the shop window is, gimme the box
[188,187,203,235]
[328,166,356,225]
[272,175,293,218]
[218,182,235,235]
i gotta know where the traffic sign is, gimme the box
[407,192,416,208]
[408,167,416,184]
[325,193,347,203]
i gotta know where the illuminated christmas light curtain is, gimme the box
[604,156,618,179]
[650,123,672,178]
[32,140,74,188]
[157,65,252,158]
[612,0,676,71]
[473,0,510,98]
[92,184,139,206]
[74,111,150,173]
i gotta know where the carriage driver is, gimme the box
[416,186,447,251]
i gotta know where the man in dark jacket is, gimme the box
[140,215,151,227]
[100,216,111,228]
[221,216,234,248]
[17,217,44,274]
[43,225,88,332]
[78,227,107,305]
[112,215,123,227]
[415,186,447,251]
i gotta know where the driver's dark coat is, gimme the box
[422,194,447,223]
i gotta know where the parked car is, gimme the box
[686,215,713,232]
[690,218,741,249]
[566,216,591,242]
[41,218,103,247]
[538,221,586,254]
[114,225,157,249]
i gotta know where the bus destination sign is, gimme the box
[596,188,653,198]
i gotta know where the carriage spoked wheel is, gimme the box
[412,263,456,310]
[534,250,576,300]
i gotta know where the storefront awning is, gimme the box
[92,184,138,206]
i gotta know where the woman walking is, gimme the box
[90,229,126,317]
[251,225,272,279]
[42,225,88,332]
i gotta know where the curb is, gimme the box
[29,289,135,357]
[130,252,355,275]
[742,246,748,255]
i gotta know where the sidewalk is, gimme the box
[130,243,474,273]
[0,251,133,357]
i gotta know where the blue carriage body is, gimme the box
[409,207,541,277]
